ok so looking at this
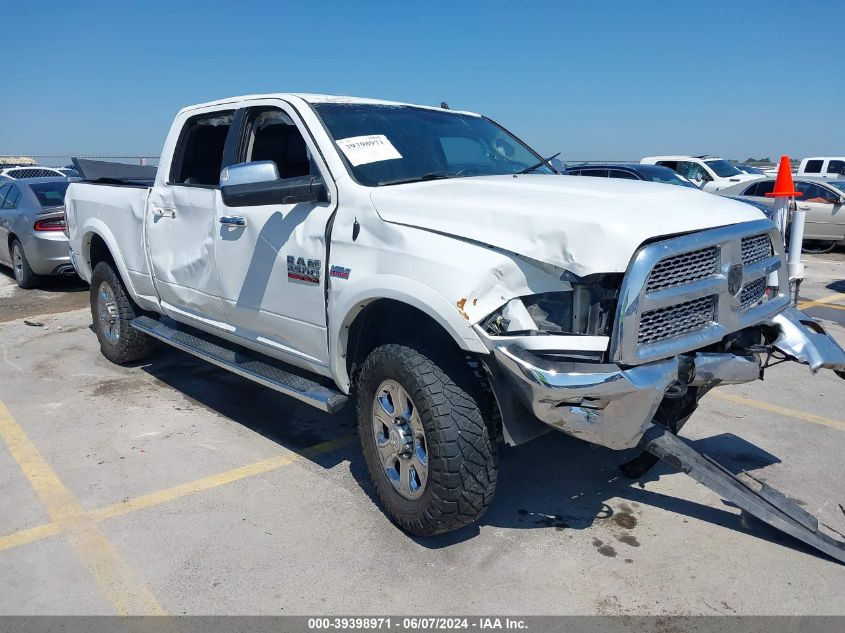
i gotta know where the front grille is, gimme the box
[741,234,772,265]
[645,246,718,292]
[740,278,766,311]
[638,295,717,345]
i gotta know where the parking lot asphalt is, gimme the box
[0,256,844,616]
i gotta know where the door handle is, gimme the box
[152,207,176,219]
[220,216,246,227]
[798,205,811,210]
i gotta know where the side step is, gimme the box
[640,424,845,564]
[131,316,348,413]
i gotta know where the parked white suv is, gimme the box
[797,157,845,180]
[641,155,764,192]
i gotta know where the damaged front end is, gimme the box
[475,218,845,562]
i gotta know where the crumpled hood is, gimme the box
[370,175,765,276]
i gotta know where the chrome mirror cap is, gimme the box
[220,161,280,187]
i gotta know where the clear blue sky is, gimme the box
[2,0,843,161]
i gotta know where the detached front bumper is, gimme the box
[491,307,845,450]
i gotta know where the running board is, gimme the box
[131,316,348,413]
[640,425,845,564]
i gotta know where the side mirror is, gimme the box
[220,161,279,186]
[838,196,845,205]
[220,162,329,207]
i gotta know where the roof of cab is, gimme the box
[178,93,480,117]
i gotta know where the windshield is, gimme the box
[704,159,742,178]
[313,103,552,186]
[29,181,70,207]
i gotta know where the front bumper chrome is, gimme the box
[491,306,844,450]
[768,307,845,372]
[493,347,761,450]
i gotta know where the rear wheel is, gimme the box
[90,261,156,364]
[356,341,498,536]
[11,239,39,289]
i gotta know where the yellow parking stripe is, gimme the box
[711,392,845,432]
[0,432,354,557]
[0,400,166,615]
[88,434,354,524]
[797,291,845,311]
[803,302,845,312]
[0,522,61,551]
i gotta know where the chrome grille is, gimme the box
[740,278,766,311]
[741,234,772,265]
[611,219,789,365]
[646,246,718,292]
[638,295,717,345]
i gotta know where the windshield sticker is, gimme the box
[335,135,402,166]
[287,256,321,284]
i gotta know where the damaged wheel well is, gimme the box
[88,233,115,271]
[345,299,457,382]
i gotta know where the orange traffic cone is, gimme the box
[765,155,801,198]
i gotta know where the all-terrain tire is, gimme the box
[356,341,498,536]
[11,239,39,289]
[90,261,156,364]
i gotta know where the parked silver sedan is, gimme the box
[716,177,845,253]
[0,177,76,288]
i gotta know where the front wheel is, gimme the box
[89,261,156,364]
[356,341,498,536]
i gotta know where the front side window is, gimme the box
[29,181,70,207]
[804,159,823,173]
[244,109,316,179]
[827,160,845,175]
[796,182,838,204]
[677,161,711,183]
[171,111,234,185]
[313,103,549,186]
[0,184,10,206]
[703,159,741,178]
[579,169,608,178]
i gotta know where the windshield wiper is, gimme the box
[377,173,456,186]
[518,152,562,175]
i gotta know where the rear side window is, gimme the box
[0,183,10,206]
[827,160,845,175]
[804,160,823,173]
[656,161,678,170]
[608,169,639,180]
[170,111,234,186]
[580,169,608,177]
[2,185,21,209]
[742,183,760,196]
[753,181,775,196]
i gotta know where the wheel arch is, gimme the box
[329,277,488,392]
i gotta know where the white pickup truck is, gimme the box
[65,94,845,559]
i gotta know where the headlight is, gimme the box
[482,273,621,336]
